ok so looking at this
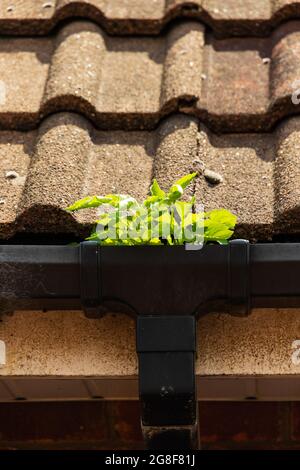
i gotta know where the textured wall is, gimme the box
[1,309,300,376]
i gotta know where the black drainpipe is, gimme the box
[1,239,300,449]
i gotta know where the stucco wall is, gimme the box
[0,308,300,376]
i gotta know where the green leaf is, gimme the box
[167,172,197,203]
[148,238,163,245]
[150,179,166,198]
[143,195,162,208]
[95,213,111,226]
[174,172,197,190]
[118,196,139,210]
[204,224,234,241]
[168,184,184,202]
[86,231,100,241]
[206,209,237,229]
[66,195,113,212]
[67,172,236,246]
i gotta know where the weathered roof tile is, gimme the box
[1,113,300,240]
[0,0,300,36]
[0,21,205,130]
[195,127,275,240]
[0,131,35,230]
[1,21,300,131]
[274,117,300,230]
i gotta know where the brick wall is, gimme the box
[0,401,300,450]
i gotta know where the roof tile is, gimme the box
[0,21,205,130]
[274,117,300,230]
[195,127,275,240]
[1,113,300,240]
[0,0,300,36]
[0,113,198,237]
[1,21,300,131]
[0,131,35,229]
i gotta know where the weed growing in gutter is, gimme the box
[66,173,237,246]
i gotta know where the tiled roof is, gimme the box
[1,112,300,240]
[2,20,300,132]
[0,2,300,241]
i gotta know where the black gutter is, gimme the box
[1,240,300,315]
[1,239,300,449]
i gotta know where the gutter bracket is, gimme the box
[80,241,102,318]
[136,315,198,449]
